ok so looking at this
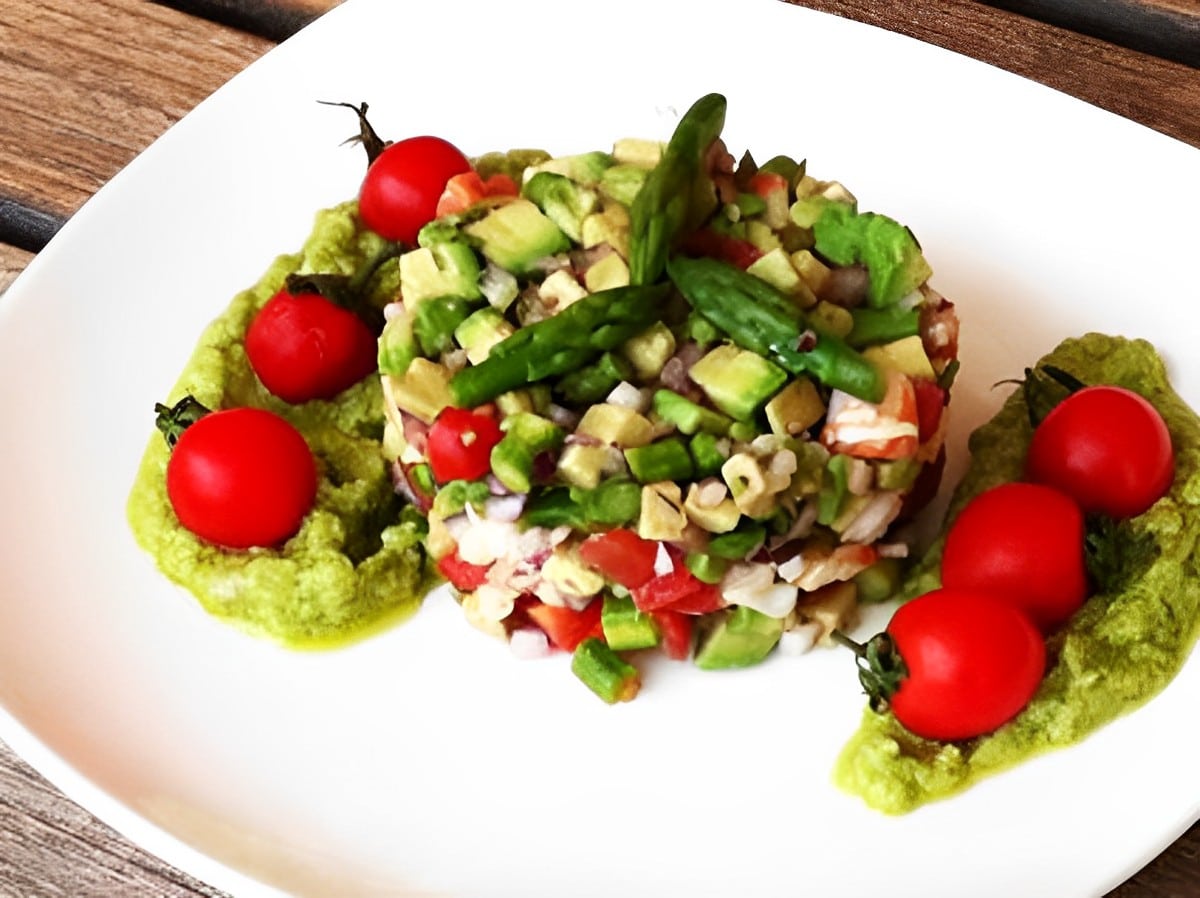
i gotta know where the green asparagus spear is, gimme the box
[449,283,670,407]
[666,256,886,403]
[629,93,728,286]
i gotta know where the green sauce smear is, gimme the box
[835,333,1200,813]
[126,203,438,648]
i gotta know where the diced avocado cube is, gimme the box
[734,192,767,218]
[473,148,552,182]
[572,637,640,703]
[490,413,565,493]
[685,551,729,585]
[523,150,614,186]
[598,164,648,206]
[689,344,787,421]
[876,457,920,491]
[576,478,642,527]
[383,359,453,424]
[746,247,812,303]
[683,482,741,533]
[538,268,589,311]
[464,199,570,276]
[862,335,936,379]
[611,138,664,169]
[638,481,687,542]
[581,204,631,259]
[576,403,654,448]
[455,306,515,365]
[624,437,694,483]
[812,202,933,307]
[689,432,730,479]
[694,606,784,670]
[653,389,732,436]
[413,296,476,357]
[583,252,631,292]
[791,249,831,295]
[601,595,660,652]
[378,310,418,377]
[708,522,767,560]
[431,479,491,518]
[556,352,635,405]
[557,443,621,490]
[817,454,853,526]
[622,321,676,382]
[522,171,600,243]
[764,379,826,437]
[398,241,482,306]
[744,220,782,253]
[811,304,853,342]
[853,557,905,604]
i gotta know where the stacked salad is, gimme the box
[377,94,959,701]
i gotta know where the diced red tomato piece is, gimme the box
[748,171,789,199]
[650,610,694,660]
[659,583,725,615]
[631,563,707,612]
[578,529,660,590]
[525,600,605,652]
[911,377,947,443]
[437,551,491,591]
[677,229,763,269]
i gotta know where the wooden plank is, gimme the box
[0,0,273,250]
[0,243,34,295]
[0,739,227,898]
[782,0,1200,149]
[980,0,1200,68]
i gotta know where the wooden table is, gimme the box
[2,1,1198,894]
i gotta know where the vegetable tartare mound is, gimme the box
[377,94,959,700]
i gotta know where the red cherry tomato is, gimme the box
[244,289,378,404]
[1026,385,1174,519]
[358,136,472,244]
[886,588,1046,741]
[166,408,318,549]
[425,407,503,483]
[941,482,1088,632]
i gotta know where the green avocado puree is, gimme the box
[835,333,1200,813]
[126,202,438,648]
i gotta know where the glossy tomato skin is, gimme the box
[1026,385,1174,519]
[166,408,318,549]
[941,482,1088,632]
[358,136,472,244]
[244,290,378,404]
[888,588,1046,741]
[425,407,503,483]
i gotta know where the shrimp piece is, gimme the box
[821,369,919,460]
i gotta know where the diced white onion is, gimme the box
[729,583,799,619]
[778,621,823,655]
[606,380,651,412]
[509,628,552,660]
[484,494,526,523]
[653,542,674,577]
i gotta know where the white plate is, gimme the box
[2,1,1198,895]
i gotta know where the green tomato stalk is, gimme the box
[831,629,909,714]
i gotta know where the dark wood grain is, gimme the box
[151,0,333,42]
[2,0,1199,896]
[0,0,272,250]
[981,0,1200,68]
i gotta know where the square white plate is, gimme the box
[1,1,1197,895]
